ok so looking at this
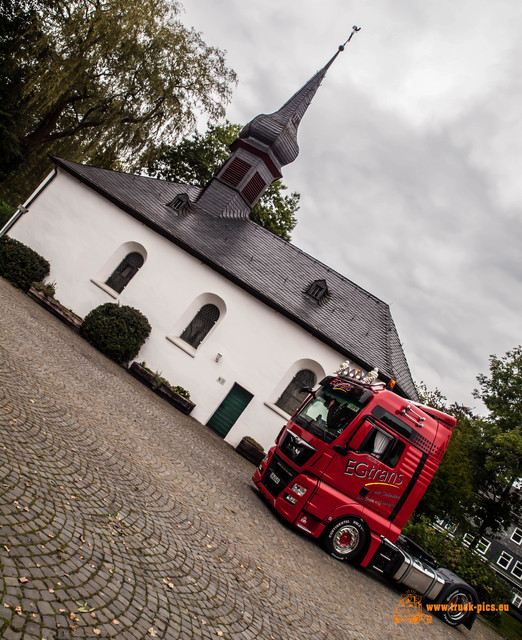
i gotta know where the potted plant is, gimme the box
[236,436,265,465]
[129,361,195,415]
[28,282,83,332]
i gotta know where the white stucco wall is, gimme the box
[10,168,370,452]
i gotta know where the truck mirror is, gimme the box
[300,387,315,395]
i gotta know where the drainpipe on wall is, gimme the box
[0,167,58,240]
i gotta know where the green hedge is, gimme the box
[80,303,151,365]
[403,517,513,622]
[0,236,50,292]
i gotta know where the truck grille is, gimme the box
[279,430,316,466]
[261,454,296,498]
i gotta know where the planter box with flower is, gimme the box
[236,436,265,465]
[129,361,195,415]
[28,283,83,332]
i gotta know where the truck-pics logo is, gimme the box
[345,459,404,487]
[393,591,432,625]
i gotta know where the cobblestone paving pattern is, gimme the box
[0,278,502,640]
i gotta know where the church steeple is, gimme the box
[238,51,340,168]
[197,31,360,219]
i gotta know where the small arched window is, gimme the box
[275,369,317,416]
[180,304,220,348]
[105,252,144,293]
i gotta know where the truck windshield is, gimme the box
[293,377,371,444]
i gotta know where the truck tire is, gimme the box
[322,516,367,563]
[439,587,474,627]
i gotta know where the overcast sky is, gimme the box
[180,0,522,412]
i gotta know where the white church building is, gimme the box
[8,48,417,452]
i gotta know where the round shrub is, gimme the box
[80,303,151,365]
[0,236,50,291]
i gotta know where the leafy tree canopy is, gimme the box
[1,0,236,204]
[415,382,477,529]
[145,122,300,240]
[468,346,522,543]
[474,345,522,433]
[415,346,522,544]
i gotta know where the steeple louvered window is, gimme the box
[242,172,266,204]
[180,304,220,349]
[221,157,251,187]
[105,252,144,293]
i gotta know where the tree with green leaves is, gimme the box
[0,200,15,229]
[145,122,300,240]
[414,383,477,529]
[415,346,522,546]
[0,0,236,205]
[0,0,37,183]
[467,346,522,547]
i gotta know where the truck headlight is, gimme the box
[290,483,307,497]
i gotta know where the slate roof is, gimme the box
[52,156,418,400]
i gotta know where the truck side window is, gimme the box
[358,427,405,468]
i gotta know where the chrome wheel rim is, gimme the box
[332,524,360,555]
[447,592,470,622]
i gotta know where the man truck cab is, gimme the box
[253,370,478,628]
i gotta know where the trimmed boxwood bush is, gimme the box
[80,303,151,365]
[0,236,50,292]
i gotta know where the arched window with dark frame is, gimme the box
[105,252,144,294]
[275,369,317,416]
[180,304,220,349]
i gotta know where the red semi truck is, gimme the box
[253,370,479,628]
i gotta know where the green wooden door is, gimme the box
[207,383,254,437]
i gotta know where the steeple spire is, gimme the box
[197,30,360,219]
[239,49,341,167]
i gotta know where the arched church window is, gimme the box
[180,304,220,349]
[105,252,144,293]
[275,369,317,416]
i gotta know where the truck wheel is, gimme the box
[439,588,474,627]
[322,516,367,563]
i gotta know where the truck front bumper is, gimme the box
[253,453,323,536]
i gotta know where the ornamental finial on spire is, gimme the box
[338,25,361,51]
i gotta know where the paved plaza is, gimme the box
[0,277,501,639]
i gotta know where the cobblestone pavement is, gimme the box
[0,277,502,640]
